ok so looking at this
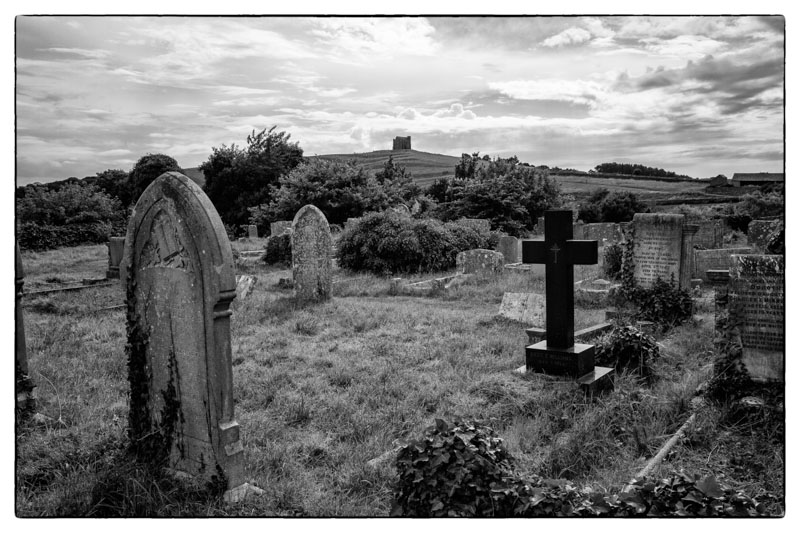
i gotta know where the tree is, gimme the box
[84,169,133,207]
[598,191,649,222]
[577,188,610,222]
[201,127,303,228]
[17,182,124,226]
[129,154,181,204]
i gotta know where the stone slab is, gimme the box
[456,249,504,276]
[499,292,545,326]
[525,341,595,377]
[577,366,615,395]
[525,322,612,345]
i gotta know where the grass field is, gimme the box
[15,243,783,516]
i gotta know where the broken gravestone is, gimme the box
[291,204,333,301]
[121,171,260,502]
[106,236,126,279]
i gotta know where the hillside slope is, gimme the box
[311,149,461,187]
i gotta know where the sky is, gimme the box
[14,14,785,185]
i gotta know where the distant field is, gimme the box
[551,173,710,201]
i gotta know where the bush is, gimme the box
[603,242,624,280]
[594,325,659,380]
[129,154,181,205]
[392,419,772,517]
[578,188,649,223]
[336,211,492,275]
[263,233,292,265]
[17,220,125,251]
[629,277,693,330]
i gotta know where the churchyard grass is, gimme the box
[16,244,782,516]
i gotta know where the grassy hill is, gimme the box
[311,149,461,187]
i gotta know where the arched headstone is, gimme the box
[121,171,258,502]
[291,205,332,301]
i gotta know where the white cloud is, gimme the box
[398,108,418,120]
[541,27,592,48]
[489,79,606,107]
[641,35,727,59]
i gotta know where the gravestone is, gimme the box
[694,247,753,281]
[16,242,35,416]
[270,220,292,236]
[747,219,780,252]
[247,225,258,238]
[106,237,126,279]
[727,255,784,382]
[456,249,504,276]
[121,171,258,502]
[630,213,697,290]
[583,223,622,244]
[521,210,613,392]
[497,235,520,264]
[291,205,332,301]
[498,293,545,325]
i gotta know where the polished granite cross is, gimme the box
[522,210,599,376]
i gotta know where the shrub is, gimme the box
[603,242,624,280]
[336,211,492,275]
[129,154,181,205]
[594,325,659,380]
[17,221,125,251]
[263,233,292,265]
[392,419,772,517]
[630,277,693,330]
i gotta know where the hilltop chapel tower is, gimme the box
[392,136,411,150]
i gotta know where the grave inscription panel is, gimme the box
[632,213,684,288]
[728,254,784,382]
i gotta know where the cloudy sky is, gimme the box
[15,15,784,185]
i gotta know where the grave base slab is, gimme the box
[224,482,265,503]
[525,341,595,377]
[576,366,615,395]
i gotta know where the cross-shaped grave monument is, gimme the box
[520,210,614,392]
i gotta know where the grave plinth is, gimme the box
[526,341,595,377]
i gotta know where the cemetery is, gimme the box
[15,172,784,517]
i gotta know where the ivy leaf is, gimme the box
[696,474,725,498]
[435,419,449,434]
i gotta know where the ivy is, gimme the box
[393,420,773,517]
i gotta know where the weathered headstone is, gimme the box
[456,249,504,277]
[106,236,126,279]
[727,255,784,382]
[521,210,612,392]
[498,292,545,325]
[694,247,753,281]
[270,220,293,236]
[747,219,780,252]
[291,205,333,301]
[16,242,35,416]
[247,224,258,239]
[121,171,259,502]
[630,213,697,290]
[497,235,520,264]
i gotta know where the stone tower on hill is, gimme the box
[392,136,411,150]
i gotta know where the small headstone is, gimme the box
[15,242,35,416]
[291,205,333,301]
[121,171,257,502]
[456,249,504,277]
[497,235,520,264]
[270,220,293,236]
[106,236,126,279]
[727,254,784,382]
[344,217,362,230]
[630,213,697,290]
[498,293,545,325]
[247,225,258,238]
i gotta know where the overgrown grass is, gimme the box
[16,246,783,516]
